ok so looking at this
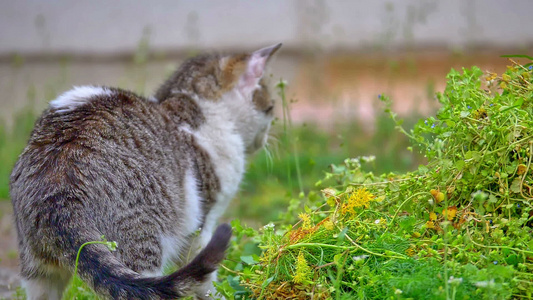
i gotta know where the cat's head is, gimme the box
[156,44,281,154]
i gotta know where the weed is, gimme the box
[62,237,117,300]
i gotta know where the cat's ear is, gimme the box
[238,43,282,97]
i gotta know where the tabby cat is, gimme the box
[10,43,281,299]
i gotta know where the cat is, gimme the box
[10,43,281,300]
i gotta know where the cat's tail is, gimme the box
[76,224,232,299]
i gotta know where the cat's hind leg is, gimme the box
[189,227,226,300]
[22,271,71,300]
[195,270,221,300]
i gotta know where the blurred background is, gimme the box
[1,0,532,296]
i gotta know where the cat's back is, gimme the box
[35,86,161,145]
[10,86,175,208]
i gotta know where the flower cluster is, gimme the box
[298,212,312,229]
[293,251,311,284]
[341,187,375,216]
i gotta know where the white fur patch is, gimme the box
[49,85,112,113]
[179,125,194,135]
[193,92,246,238]
[159,235,179,259]
[159,234,183,271]
[183,168,203,234]
[140,269,161,277]
[159,168,202,270]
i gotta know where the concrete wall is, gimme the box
[1,0,532,55]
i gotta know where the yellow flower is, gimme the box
[443,206,457,221]
[341,188,375,216]
[323,220,334,231]
[298,212,310,222]
[426,212,438,229]
[502,73,511,82]
[293,251,311,284]
[500,81,508,89]
[406,245,416,257]
[426,221,435,229]
[486,72,497,82]
[298,213,312,229]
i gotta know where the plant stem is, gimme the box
[385,192,428,233]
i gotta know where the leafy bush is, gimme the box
[218,61,533,299]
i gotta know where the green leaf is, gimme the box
[261,276,274,289]
[510,177,522,193]
[512,98,524,107]
[477,204,486,215]
[240,255,258,265]
[504,253,519,266]
[389,182,400,192]
[337,227,348,244]
[399,216,416,232]
[418,165,429,175]
[465,151,481,161]
[499,106,511,112]
[231,219,243,232]
[500,54,533,60]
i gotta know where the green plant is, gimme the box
[0,107,37,200]
[60,237,117,300]
[217,61,533,299]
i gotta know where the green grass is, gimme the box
[0,107,37,200]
